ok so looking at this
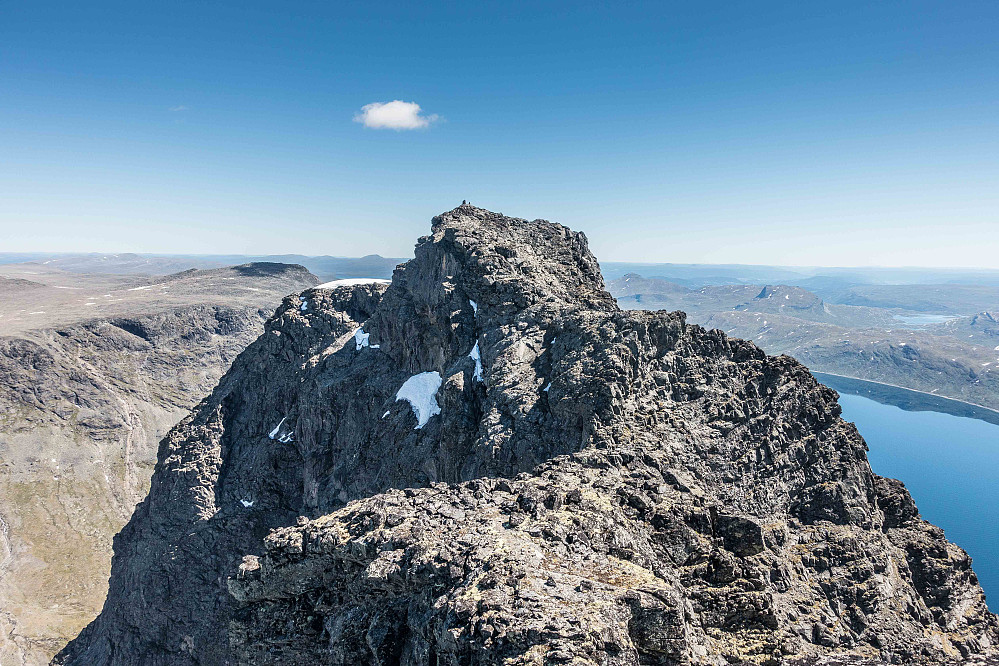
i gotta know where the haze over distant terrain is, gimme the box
[0,253,405,282]
[611,268,999,413]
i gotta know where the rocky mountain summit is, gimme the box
[57,206,997,665]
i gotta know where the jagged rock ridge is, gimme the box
[57,206,997,665]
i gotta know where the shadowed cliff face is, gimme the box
[56,206,998,666]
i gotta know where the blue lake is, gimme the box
[827,385,999,609]
[892,313,959,326]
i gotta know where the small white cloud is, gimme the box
[169,105,189,112]
[353,100,438,130]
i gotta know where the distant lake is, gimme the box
[816,372,999,609]
[892,312,959,326]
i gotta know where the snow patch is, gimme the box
[316,278,390,289]
[469,341,484,382]
[469,299,478,315]
[395,371,442,429]
[544,382,551,392]
[240,499,254,508]
[382,410,390,418]
[268,417,287,440]
[127,285,153,291]
[267,417,294,442]
[300,299,308,312]
[350,327,380,350]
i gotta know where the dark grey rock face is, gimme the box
[56,206,998,665]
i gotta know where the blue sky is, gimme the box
[2,1,998,266]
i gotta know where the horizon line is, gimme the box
[3,250,999,274]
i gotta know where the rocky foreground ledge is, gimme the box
[56,206,997,665]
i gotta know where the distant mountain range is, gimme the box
[0,253,407,281]
[611,274,999,412]
[600,261,999,292]
[6,253,999,289]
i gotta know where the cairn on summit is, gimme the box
[57,206,997,665]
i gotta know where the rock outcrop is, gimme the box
[56,207,997,665]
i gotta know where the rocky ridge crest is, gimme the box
[57,206,998,665]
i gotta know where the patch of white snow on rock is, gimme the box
[268,417,287,440]
[469,342,484,382]
[395,371,442,429]
[316,278,391,289]
[354,328,370,350]
[353,327,380,350]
